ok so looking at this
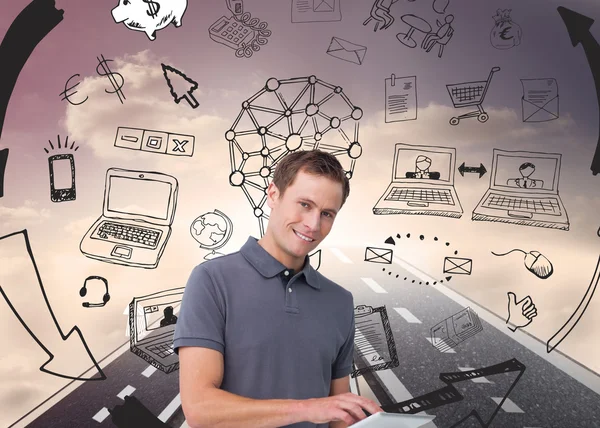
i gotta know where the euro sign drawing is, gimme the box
[499,27,513,40]
[143,0,160,18]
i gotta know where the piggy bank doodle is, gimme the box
[111,0,188,41]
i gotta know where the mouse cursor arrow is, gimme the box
[558,6,600,176]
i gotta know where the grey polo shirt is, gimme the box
[173,236,355,428]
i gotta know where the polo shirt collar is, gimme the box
[240,236,321,290]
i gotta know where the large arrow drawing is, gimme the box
[0,0,63,140]
[0,148,7,198]
[0,0,64,198]
[0,229,106,381]
[558,6,600,176]
[547,254,600,353]
[380,358,525,427]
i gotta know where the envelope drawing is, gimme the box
[521,78,559,122]
[443,257,472,275]
[365,246,393,264]
[326,37,367,65]
[314,0,335,12]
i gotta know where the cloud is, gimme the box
[62,49,231,167]
[63,215,98,237]
[0,200,51,228]
[0,383,46,419]
[0,255,29,277]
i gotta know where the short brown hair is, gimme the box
[272,150,350,208]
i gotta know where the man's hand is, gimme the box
[302,392,384,426]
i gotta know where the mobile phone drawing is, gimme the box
[48,153,76,202]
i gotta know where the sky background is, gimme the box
[2,0,600,425]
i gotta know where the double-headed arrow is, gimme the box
[458,162,487,178]
[558,6,600,176]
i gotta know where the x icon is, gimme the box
[172,139,188,152]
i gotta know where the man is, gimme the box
[173,150,383,427]
[507,162,544,189]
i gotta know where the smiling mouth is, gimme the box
[294,230,314,242]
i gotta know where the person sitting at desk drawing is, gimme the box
[160,305,178,327]
[507,162,544,189]
[422,14,455,58]
[406,155,441,179]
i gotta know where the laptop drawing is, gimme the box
[373,143,463,218]
[472,149,569,230]
[129,288,184,373]
[80,168,179,269]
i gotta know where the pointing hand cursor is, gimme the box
[506,292,537,332]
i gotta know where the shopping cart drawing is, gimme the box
[446,66,500,125]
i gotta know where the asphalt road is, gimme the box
[17,245,600,428]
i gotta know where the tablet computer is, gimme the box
[351,412,436,428]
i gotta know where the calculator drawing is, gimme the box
[209,16,256,51]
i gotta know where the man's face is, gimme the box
[267,169,344,263]
[520,165,534,178]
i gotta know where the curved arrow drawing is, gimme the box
[0,0,64,198]
[0,0,64,139]
[547,254,599,353]
[0,148,7,198]
[0,229,106,381]
[558,6,600,176]
[380,358,525,427]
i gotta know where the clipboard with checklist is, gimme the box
[385,74,417,123]
[351,305,399,378]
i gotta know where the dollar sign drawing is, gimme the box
[499,26,513,40]
[96,54,126,104]
[143,0,160,18]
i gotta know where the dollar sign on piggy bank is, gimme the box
[111,0,188,41]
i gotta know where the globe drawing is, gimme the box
[190,209,233,260]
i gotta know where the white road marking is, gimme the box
[394,308,422,324]
[360,277,387,293]
[158,393,181,422]
[124,304,130,337]
[491,397,525,413]
[330,247,353,264]
[425,337,456,353]
[117,385,136,400]
[142,365,157,378]
[92,407,110,423]
[458,367,493,383]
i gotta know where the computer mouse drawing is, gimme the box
[491,248,554,279]
[523,250,553,279]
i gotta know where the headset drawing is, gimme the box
[80,275,110,308]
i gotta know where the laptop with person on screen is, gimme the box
[80,167,179,269]
[472,149,569,230]
[373,143,463,218]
